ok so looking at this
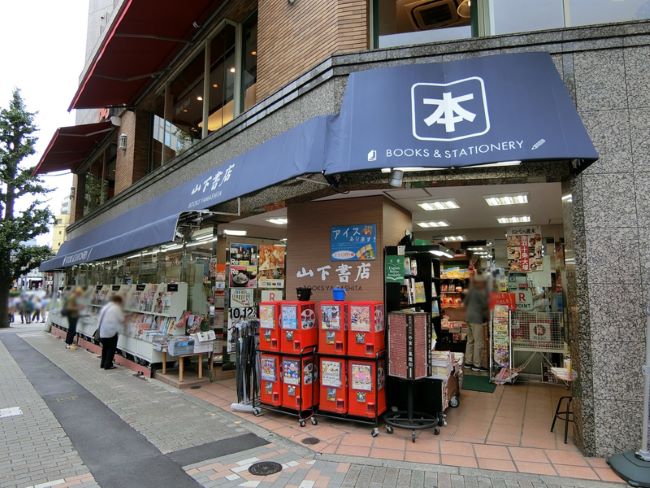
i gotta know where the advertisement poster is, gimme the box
[530,321,552,342]
[228,288,257,352]
[321,360,342,387]
[490,293,515,368]
[351,364,372,391]
[260,289,283,301]
[281,305,298,330]
[350,305,371,331]
[259,304,276,329]
[507,226,544,272]
[385,255,405,283]
[260,358,276,381]
[330,224,377,261]
[230,243,258,288]
[321,305,341,330]
[283,359,300,385]
[258,244,286,289]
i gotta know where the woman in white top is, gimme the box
[98,295,125,370]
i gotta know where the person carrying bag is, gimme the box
[97,295,125,370]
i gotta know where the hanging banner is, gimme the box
[507,226,544,272]
[385,255,405,283]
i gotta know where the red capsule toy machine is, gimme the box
[280,301,318,353]
[281,355,318,411]
[259,353,282,406]
[318,301,348,355]
[347,302,385,358]
[259,302,281,352]
[348,358,387,418]
[318,356,347,414]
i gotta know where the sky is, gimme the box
[0,0,89,245]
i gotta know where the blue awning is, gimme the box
[41,115,331,271]
[43,52,597,271]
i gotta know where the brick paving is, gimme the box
[0,328,627,488]
[0,337,99,488]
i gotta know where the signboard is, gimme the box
[507,226,543,272]
[230,243,258,288]
[330,224,377,261]
[514,289,533,311]
[228,288,256,352]
[385,255,405,283]
[258,244,286,289]
[489,293,515,369]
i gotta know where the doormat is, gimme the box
[462,374,496,393]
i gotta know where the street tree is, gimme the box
[0,89,53,327]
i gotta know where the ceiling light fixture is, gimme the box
[457,0,471,18]
[212,83,219,88]
[442,236,465,242]
[467,247,484,251]
[497,215,531,224]
[229,67,236,73]
[266,218,288,225]
[430,249,455,258]
[418,200,460,211]
[196,95,203,101]
[484,193,528,206]
[223,229,247,236]
[251,51,257,56]
[417,221,450,228]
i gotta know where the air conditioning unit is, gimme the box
[396,0,469,32]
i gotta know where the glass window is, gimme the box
[489,0,564,34]
[206,25,237,133]
[567,0,650,27]
[376,0,473,48]
[242,14,258,112]
[169,49,205,150]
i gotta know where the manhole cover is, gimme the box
[190,385,201,389]
[248,461,283,476]
[301,437,320,445]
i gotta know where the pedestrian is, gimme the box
[23,295,34,324]
[63,288,83,350]
[464,273,489,372]
[97,295,125,370]
[31,294,42,322]
[17,296,25,323]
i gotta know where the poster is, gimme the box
[385,255,405,283]
[260,358,276,381]
[489,293,515,368]
[330,224,377,261]
[321,305,341,330]
[374,306,384,332]
[350,305,371,332]
[258,244,286,288]
[321,360,342,387]
[283,359,300,385]
[259,304,276,329]
[530,321,552,342]
[230,243,258,288]
[228,288,257,352]
[351,363,372,391]
[281,304,298,329]
[507,226,544,272]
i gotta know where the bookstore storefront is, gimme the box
[45,46,638,463]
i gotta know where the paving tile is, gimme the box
[404,451,440,464]
[553,464,599,480]
[508,448,549,464]
[441,454,478,468]
[544,450,589,466]
[477,458,517,472]
[336,445,370,457]
[593,467,625,483]
[441,441,476,457]
[473,445,512,461]
[339,434,373,448]
[513,461,557,476]
[369,448,404,461]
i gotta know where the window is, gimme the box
[169,49,206,147]
[241,13,258,112]
[207,25,237,133]
[374,0,474,48]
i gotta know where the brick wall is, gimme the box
[114,110,150,194]
[257,0,367,101]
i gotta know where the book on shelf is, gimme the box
[414,281,426,303]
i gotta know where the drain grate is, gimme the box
[248,461,283,476]
[301,437,320,445]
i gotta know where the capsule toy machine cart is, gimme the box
[348,357,387,421]
[319,356,347,414]
[280,301,318,354]
[259,353,282,406]
[259,302,281,352]
[347,302,385,358]
[281,354,319,426]
[319,301,348,355]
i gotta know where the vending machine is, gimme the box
[319,356,347,414]
[318,301,348,355]
[259,302,281,352]
[348,358,387,418]
[259,353,282,406]
[281,355,318,411]
[347,302,385,358]
[280,301,318,353]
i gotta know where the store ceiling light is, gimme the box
[466,160,521,169]
[484,193,528,206]
[196,95,203,101]
[443,235,465,242]
[229,67,236,73]
[418,200,460,211]
[562,194,573,202]
[224,229,247,236]
[266,218,288,225]
[381,167,444,173]
[497,215,531,224]
[417,221,450,228]
[467,246,484,251]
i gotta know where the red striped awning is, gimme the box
[68,0,222,110]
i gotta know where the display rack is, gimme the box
[439,259,470,352]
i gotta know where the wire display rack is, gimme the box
[510,311,566,376]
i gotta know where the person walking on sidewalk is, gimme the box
[64,288,83,349]
[464,273,489,372]
[98,295,125,370]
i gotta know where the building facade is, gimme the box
[38,0,650,458]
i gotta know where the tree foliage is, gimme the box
[0,89,53,323]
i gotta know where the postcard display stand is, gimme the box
[256,301,318,427]
[316,301,387,437]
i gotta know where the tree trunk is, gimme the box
[0,280,10,328]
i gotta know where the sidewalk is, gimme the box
[1,328,626,488]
